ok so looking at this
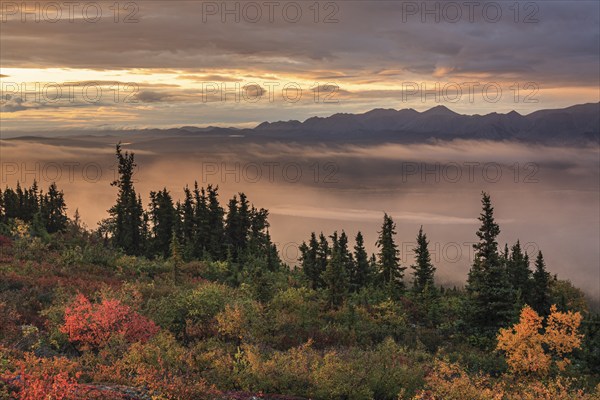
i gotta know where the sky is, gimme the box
[1,0,599,132]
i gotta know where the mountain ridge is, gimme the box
[3,103,599,144]
[248,102,599,144]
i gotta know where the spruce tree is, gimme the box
[323,231,349,307]
[206,185,225,260]
[148,188,177,258]
[248,206,269,251]
[192,183,209,258]
[369,253,378,277]
[506,240,532,305]
[352,231,371,291]
[173,201,184,245]
[223,192,253,263]
[40,183,68,233]
[338,231,354,281]
[181,186,195,254]
[465,192,516,335]
[2,187,18,221]
[531,251,551,316]
[315,233,330,289]
[376,213,404,296]
[411,226,436,295]
[263,229,281,272]
[237,193,251,252]
[15,182,25,220]
[225,195,240,260]
[108,144,145,255]
[300,232,320,289]
[501,243,509,269]
[23,181,39,221]
[245,205,279,270]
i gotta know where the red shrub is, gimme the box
[17,370,79,400]
[61,294,159,351]
[1,353,81,400]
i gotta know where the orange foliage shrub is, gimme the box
[413,360,503,400]
[2,353,80,400]
[413,360,600,400]
[544,305,584,370]
[496,305,583,375]
[61,294,159,351]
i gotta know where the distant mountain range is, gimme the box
[149,103,599,144]
[5,103,599,145]
[249,103,599,144]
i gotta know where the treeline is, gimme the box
[0,181,68,234]
[0,145,279,271]
[298,215,411,306]
[98,144,280,268]
[299,193,553,335]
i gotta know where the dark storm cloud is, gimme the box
[1,1,598,87]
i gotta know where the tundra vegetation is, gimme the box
[0,145,598,399]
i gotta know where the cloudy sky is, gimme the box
[1,0,599,131]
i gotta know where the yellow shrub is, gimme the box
[496,305,583,375]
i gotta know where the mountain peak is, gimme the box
[256,120,302,130]
[422,105,459,116]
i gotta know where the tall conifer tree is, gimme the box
[531,251,551,316]
[148,188,176,258]
[411,226,436,294]
[300,232,320,289]
[323,231,349,307]
[376,213,404,296]
[465,192,516,334]
[108,144,145,255]
[206,185,225,260]
[352,231,371,291]
[507,240,532,305]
